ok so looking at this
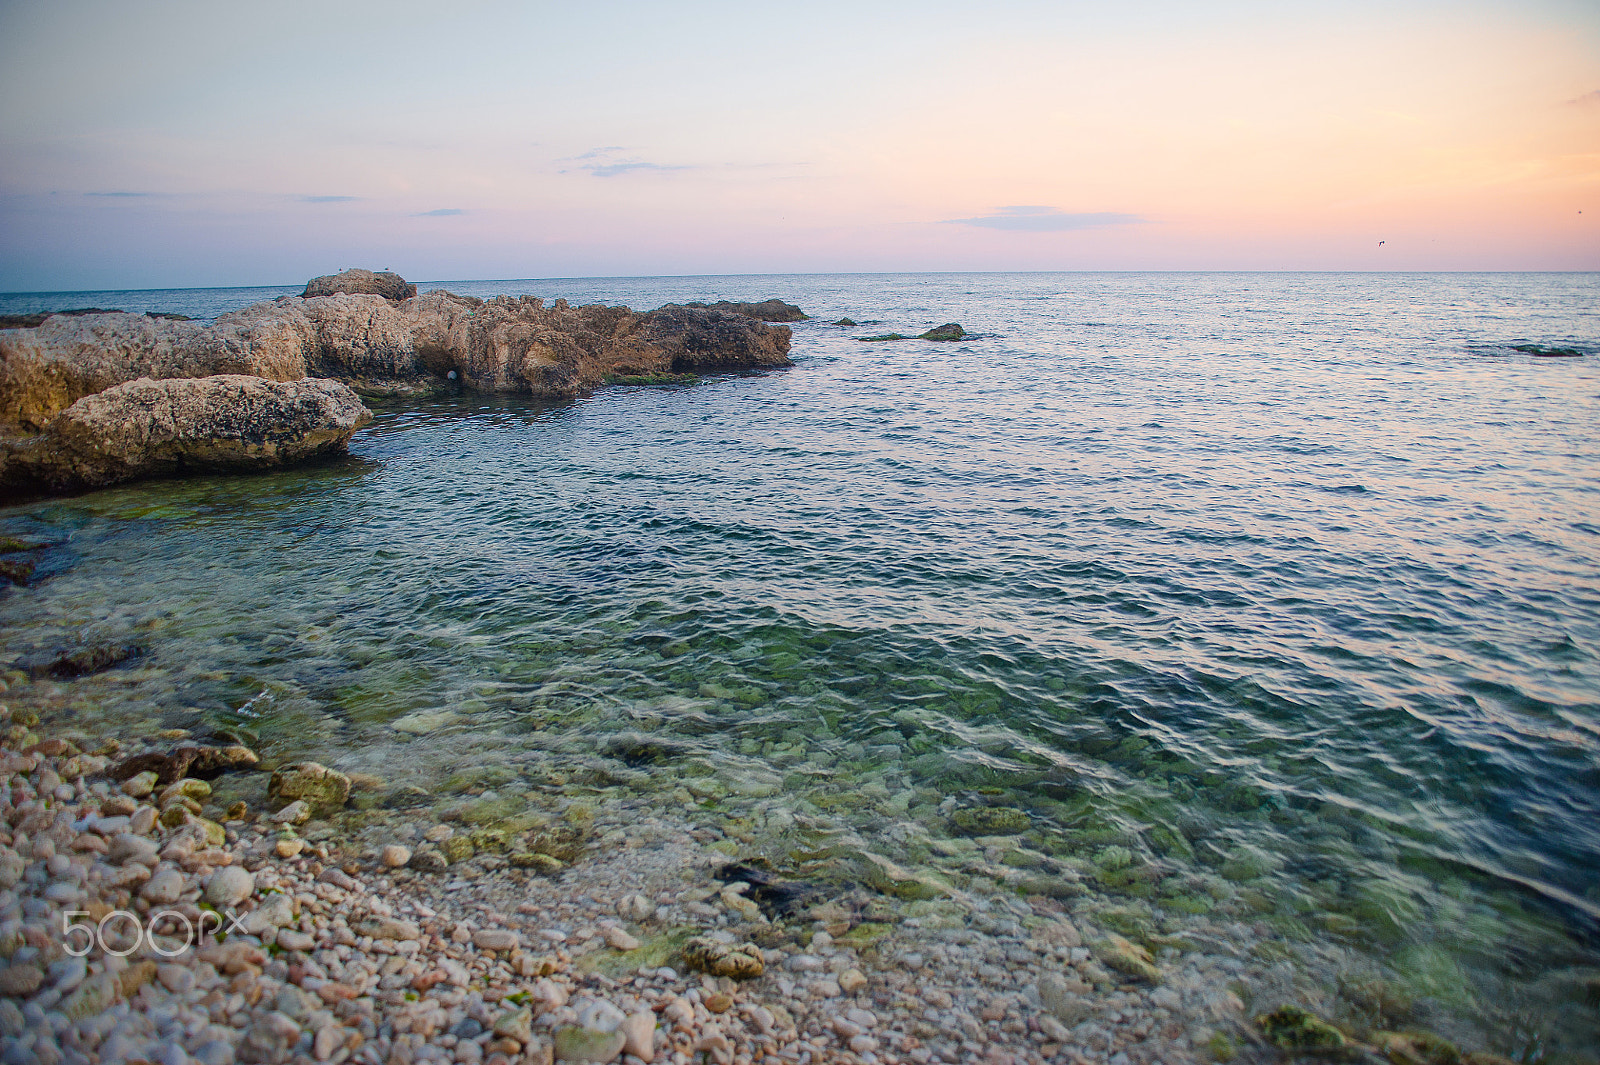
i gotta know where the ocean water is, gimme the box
[3,272,1598,1056]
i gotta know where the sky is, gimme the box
[0,0,1596,290]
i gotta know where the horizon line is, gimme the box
[4,267,1599,297]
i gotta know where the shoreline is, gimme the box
[0,670,1535,1065]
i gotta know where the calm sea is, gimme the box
[3,272,1598,1054]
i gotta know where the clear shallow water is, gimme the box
[3,272,1599,1054]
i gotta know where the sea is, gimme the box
[2,272,1597,1057]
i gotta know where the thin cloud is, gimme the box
[85,191,156,197]
[586,161,689,177]
[415,208,464,216]
[561,146,692,178]
[301,195,357,203]
[945,205,1146,232]
[1566,89,1600,108]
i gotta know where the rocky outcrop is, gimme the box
[301,268,417,301]
[1,290,792,429]
[676,299,809,322]
[0,308,313,430]
[0,375,371,497]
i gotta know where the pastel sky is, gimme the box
[1,0,1596,290]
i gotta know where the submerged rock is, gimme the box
[268,761,352,814]
[682,936,765,980]
[1255,1005,1346,1051]
[110,743,260,785]
[1510,343,1582,358]
[302,268,417,301]
[918,323,966,341]
[949,805,1029,835]
[26,642,141,678]
[0,375,371,497]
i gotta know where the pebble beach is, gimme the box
[0,671,1538,1065]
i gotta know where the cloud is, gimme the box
[585,161,689,177]
[562,146,691,178]
[85,191,155,197]
[944,205,1146,232]
[415,208,464,216]
[1566,89,1600,108]
[300,195,357,203]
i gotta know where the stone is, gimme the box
[675,299,809,322]
[682,937,764,980]
[918,323,966,341]
[0,962,43,996]
[1,376,371,498]
[553,1026,625,1063]
[409,847,448,872]
[267,762,352,813]
[275,929,315,952]
[472,928,520,951]
[271,801,311,825]
[381,844,412,867]
[838,968,867,993]
[107,832,159,864]
[243,890,296,934]
[358,917,421,941]
[602,927,639,951]
[302,269,417,301]
[141,869,187,904]
[492,1008,532,1044]
[1255,1005,1346,1051]
[1095,933,1160,983]
[949,806,1028,835]
[205,865,254,907]
[26,643,141,678]
[110,744,259,785]
[275,838,305,858]
[121,770,160,797]
[619,1012,655,1059]
[59,973,119,1021]
[313,1024,342,1062]
[157,964,195,994]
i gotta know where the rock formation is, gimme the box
[1,290,792,428]
[0,272,794,499]
[676,299,809,322]
[301,268,417,301]
[0,375,371,497]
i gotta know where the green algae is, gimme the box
[1255,1004,1347,1051]
[950,806,1029,835]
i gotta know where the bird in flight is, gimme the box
[1378,240,1385,246]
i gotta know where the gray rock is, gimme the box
[140,869,186,904]
[204,866,254,908]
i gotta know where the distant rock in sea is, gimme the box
[302,268,418,301]
[673,299,810,322]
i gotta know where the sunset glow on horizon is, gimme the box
[1,0,1596,290]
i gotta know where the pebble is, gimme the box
[602,926,639,951]
[275,838,305,858]
[382,844,412,867]
[140,869,186,904]
[204,866,254,907]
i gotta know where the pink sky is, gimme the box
[1,0,1596,290]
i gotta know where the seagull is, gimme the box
[1378,240,1385,246]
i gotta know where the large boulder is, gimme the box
[0,375,371,497]
[301,269,417,301]
[0,309,312,430]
